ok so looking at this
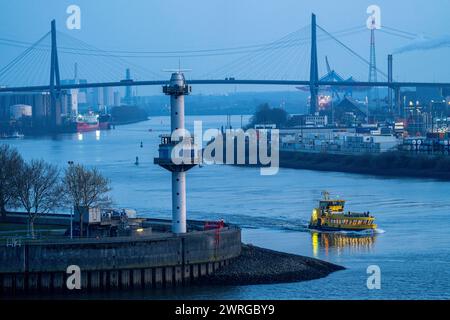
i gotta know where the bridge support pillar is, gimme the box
[309,13,319,115]
[388,54,393,113]
[394,87,402,117]
[49,20,61,129]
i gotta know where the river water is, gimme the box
[5,115,450,300]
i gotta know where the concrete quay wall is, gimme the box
[0,226,241,292]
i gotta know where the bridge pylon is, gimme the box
[368,17,380,115]
[309,13,319,115]
[49,19,61,128]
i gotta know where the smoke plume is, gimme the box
[394,35,450,54]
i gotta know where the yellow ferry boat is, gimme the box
[309,191,377,232]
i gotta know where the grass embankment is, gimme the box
[280,151,450,180]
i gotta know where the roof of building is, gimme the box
[335,96,367,117]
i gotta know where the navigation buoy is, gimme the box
[135,156,139,165]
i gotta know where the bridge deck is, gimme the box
[1,79,449,93]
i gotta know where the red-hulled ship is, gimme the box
[76,113,99,132]
[58,112,111,133]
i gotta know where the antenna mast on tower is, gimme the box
[368,17,380,115]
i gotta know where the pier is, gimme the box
[0,217,241,292]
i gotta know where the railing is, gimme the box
[0,217,238,245]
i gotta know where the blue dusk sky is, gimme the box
[0,0,449,94]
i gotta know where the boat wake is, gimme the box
[137,209,383,235]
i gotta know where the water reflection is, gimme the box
[311,231,376,257]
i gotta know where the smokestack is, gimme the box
[388,54,393,112]
[125,68,132,104]
[74,63,78,82]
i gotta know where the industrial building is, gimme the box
[0,91,72,133]
[280,127,400,155]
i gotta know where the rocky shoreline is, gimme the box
[197,244,344,286]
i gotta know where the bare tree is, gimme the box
[14,159,62,238]
[0,144,24,219]
[63,164,112,237]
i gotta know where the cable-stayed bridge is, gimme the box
[0,14,449,122]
